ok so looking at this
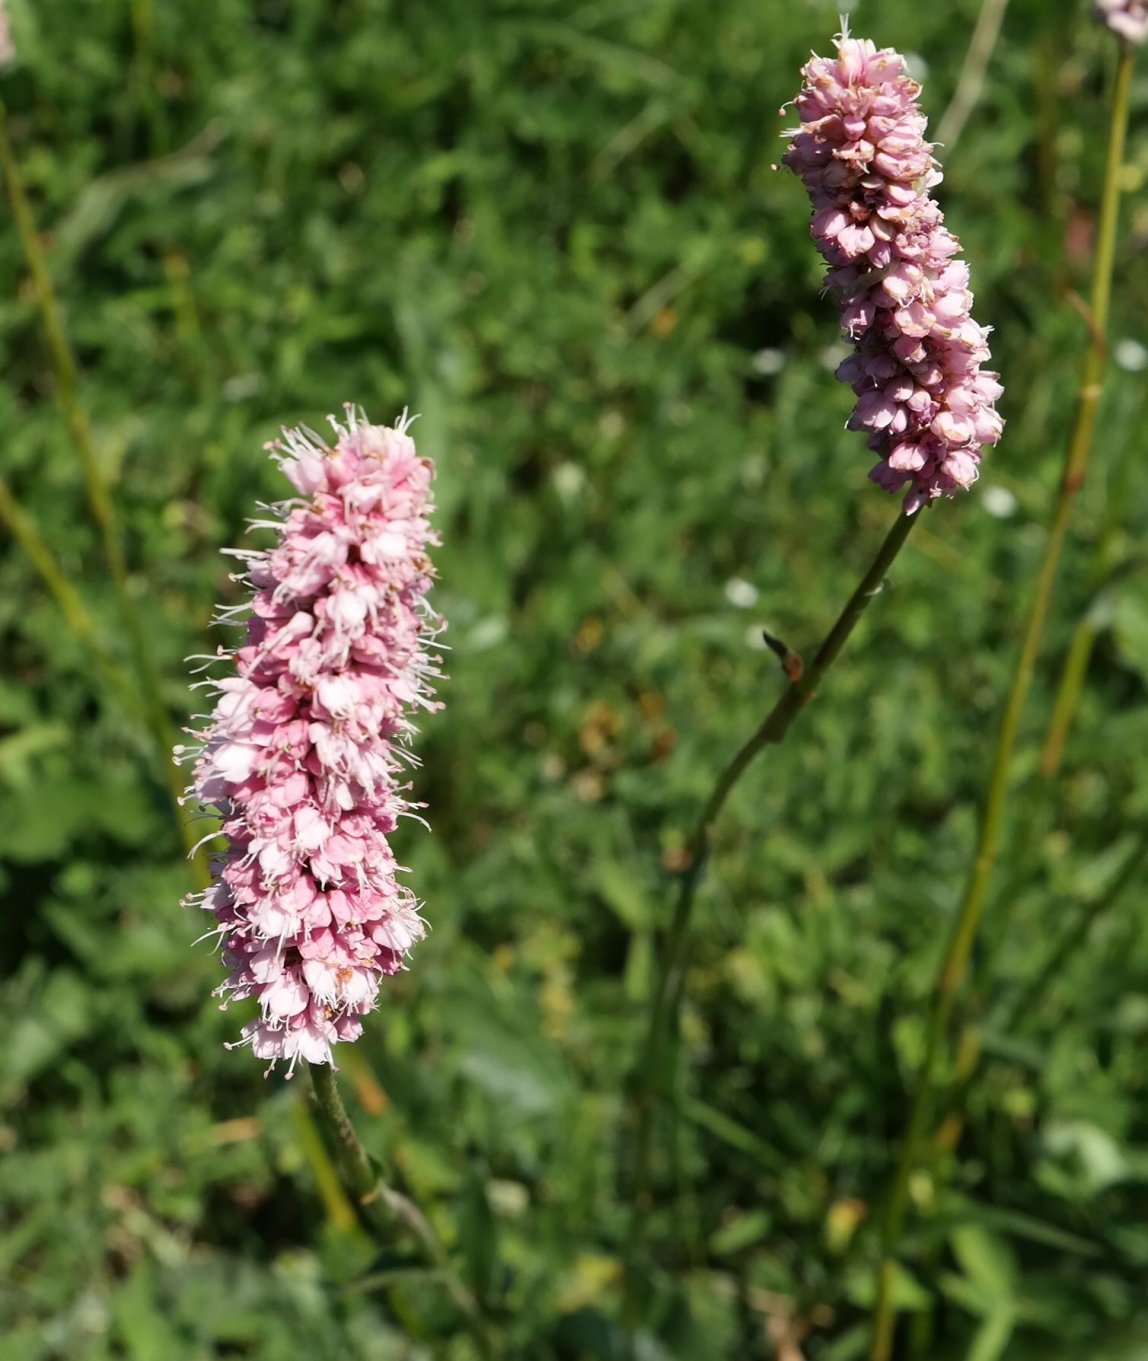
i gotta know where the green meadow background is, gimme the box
[3,0,1148,1356]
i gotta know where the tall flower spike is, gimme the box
[1093,0,1148,43]
[177,409,444,1074]
[782,33,1003,513]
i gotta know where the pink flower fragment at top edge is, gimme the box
[782,32,1003,512]
[0,0,14,68]
[1093,0,1148,43]
[176,408,444,1075]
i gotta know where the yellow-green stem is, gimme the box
[128,0,161,154]
[1001,826,1148,1033]
[868,42,1135,1361]
[1038,613,1099,775]
[0,477,137,708]
[934,0,1012,153]
[900,828,1146,1249]
[1040,361,1148,776]
[308,1063,493,1356]
[0,94,201,874]
[628,509,918,1278]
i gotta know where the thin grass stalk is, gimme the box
[128,0,162,154]
[308,1063,493,1357]
[893,826,1147,1276]
[1039,612,1102,775]
[0,94,200,869]
[628,509,918,1264]
[904,1027,982,1361]
[869,42,1136,1361]
[0,474,211,890]
[0,476,138,709]
[1000,826,1148,1033]
[1039,380,1148,775]
[934,0,1012,153]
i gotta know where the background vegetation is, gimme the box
[3,0,1148,1356]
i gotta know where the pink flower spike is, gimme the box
[782,31,1003,512]
[1093,0,1148,43]
[177,407,445,1075]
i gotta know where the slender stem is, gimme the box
[0,477,138,710]
[0,94,200,870]
[628,509,917,1253]
[868,43,1135,1361]
[934,0,1012,153]
[1039,377,1148,777]
[128,0,162,155]
[1000,827,1148,1033]
[903,1024,983,1361]
[308,1063,492,1355]
[1038,613,1100,775]
[291,1089,358,1231]
[902,827,1147,1221]
[0,480,210,889]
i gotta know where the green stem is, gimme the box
[868,42,1135,1361]
[910,829,1146,1225]
[128,0,162,155]
[0,477,138,710]
[308,1063,493,1356]
[291,1089,359,1231]
[1000,827,1148,1033]
[1039,376,1148,777]
[933,0,1012,153]
[628,509,917,1257]
[1038,613,1100,776]
[0,94,200,872]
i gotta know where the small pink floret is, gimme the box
[0,0,13,68]
[1093,0,1148,43]
[782,34,1003,511]
[178,408,444,1075]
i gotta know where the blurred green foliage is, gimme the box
[2,0,1148,1356]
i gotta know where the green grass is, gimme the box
[3,1,1148,1357]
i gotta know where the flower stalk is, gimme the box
[629,507,917,1249]
[869,40,1136,1361]
[309,1063,492,1352]
[631,23,1004,1288]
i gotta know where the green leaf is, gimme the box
[950,1224,1017,1301]
[846,1261,931,1312]
[457,1007,571,1118]
[457,1167,499,1301]
[708,1209,772,1256]
[1112,587,1148,684]
[593,858,654,930]
[956,1203,1102,1259]
[966,1306,1017,1361]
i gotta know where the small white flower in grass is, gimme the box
[1114,338,1148,373]
[981,485,1018,519]
[725,578,760,609]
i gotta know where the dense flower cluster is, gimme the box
[177,410,443,1073]
[1093,0,1148,42]
[783,34,1003,512]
